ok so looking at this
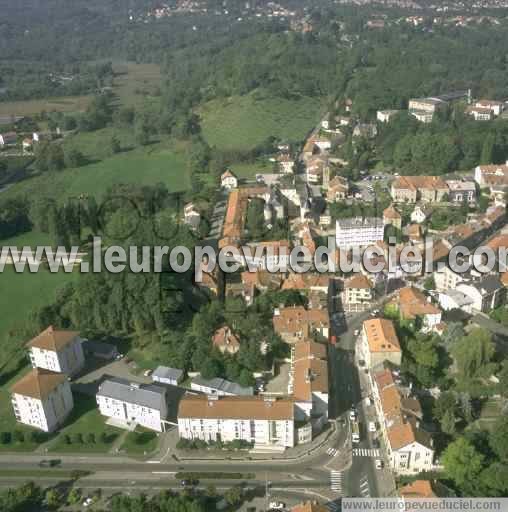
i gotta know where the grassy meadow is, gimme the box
[199,92,323,151]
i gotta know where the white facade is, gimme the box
[97,380,168,432]
[410,206,428,224]
[389,440,435,475]
[336,217,384,248]
[29,337,85,377]
[221,172,238,190]
[11,376,73,433]
[438,290,474,313]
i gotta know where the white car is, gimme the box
[349,410,357,421]
[143,369,153,377]
[83,497,93,507]
[369,421,377,432]
[353,329,360,336]
[375,459,384,469]
[269,501,286,510]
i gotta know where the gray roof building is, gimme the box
[153,366,184,383]
[191,377,254,396]
[97,378,167,412]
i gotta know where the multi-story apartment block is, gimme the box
[10,368,74,432]
[474,100,504,117]
[360,318,402,368]
[291,340,328,421]
[177,395,295,449]
[342,274,374,313]
[391,176,448,204]
[408,97,447,123]
[474,162,508,188]
[27,326,85,377]
[335,217,384,248]
[272,306,329,344]
[96,378,168,432]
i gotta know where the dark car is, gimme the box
[372,439,380,448]
[181,479,199,486]
[39,459,61,467]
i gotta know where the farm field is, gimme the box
[112,61,162,108]
[0,95,92,117]
[199,92,323,152]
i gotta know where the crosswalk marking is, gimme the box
[330,470,343,493]
[326,447,338,457]
[359,477,371,497]
[353,448,380,457]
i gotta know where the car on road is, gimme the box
[372,438,380,448]
[368,395,374,405]
[358,359,365,367]
[375,459,384,469]
[181,479,199,487]
[353,329,360,336]
[39,459,61,467]
[349,409,357,421]
[269,501,286,510]
[369,421,377,432]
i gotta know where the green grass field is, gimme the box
[112,61,162,108]
[3,136,190,203]
[120,429,159,455]
[48,394,120,453]
[199,92,323,152]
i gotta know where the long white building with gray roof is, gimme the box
[96,377,168,432]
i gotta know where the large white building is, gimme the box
[96,378,168,432]
[27,326,85,377]
[177,395,295,449]
[336,217,384,248]
[10,368,74,433]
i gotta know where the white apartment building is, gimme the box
[96,378,168,432]
[27,326,85,377]
[177,395,295,449]
[335,217,384,248]
[342,274,374,313]
[10,369,74,433]
[241,241,291,270]
[360,318,402,369]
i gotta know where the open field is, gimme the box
[199,92,323,152]
[2,138,190,203]
[0,96,92,117]
[228,160,275,179]
[112,61,162,108]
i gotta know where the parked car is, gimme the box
[349,409,357,421]
[143,369,153,377]
[82,497,93,507]
[269,501,286,510]
[353,329,360,336]
[372,438,380,448]
[369,421,377,432]
[375,459,384,469]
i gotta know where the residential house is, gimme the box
[221,170,238,190]
[475,100,504,116]
[313,137,331,152]
[0,132,17,146]
[27,326,85,378]
[190,377,254,397]
[273,306,329,344]
[278,154,295,174]
[408,97,446,123]
[399,480,437,498]
[360,318,402,368]
[336,217,384,248]
[445,180,476,204]
[326,176,349,202]
[152,366,184,386]
[474,162,508,188]
[183,202,201,230]
[22,138,33,151]
[241,270,282,305]
[437,289,474,314]
[342,274,374,313]
[466,106,493,121]
[177,395,295,449]
[353,123,378,139]
[335,115,351,127]
[212,326,240,355]
[281,273,330,294]
[410,205,432,224]
[291,340,329,421]
[383,205,402,230]
[10,369,74,433]
[377,110,400,123]
[389,287,442,332]
[96,378,168,432]
[306,155,328,185]
[391,176,448,204]
[456,275,505,313]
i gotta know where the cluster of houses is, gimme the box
[358,316,436,475]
